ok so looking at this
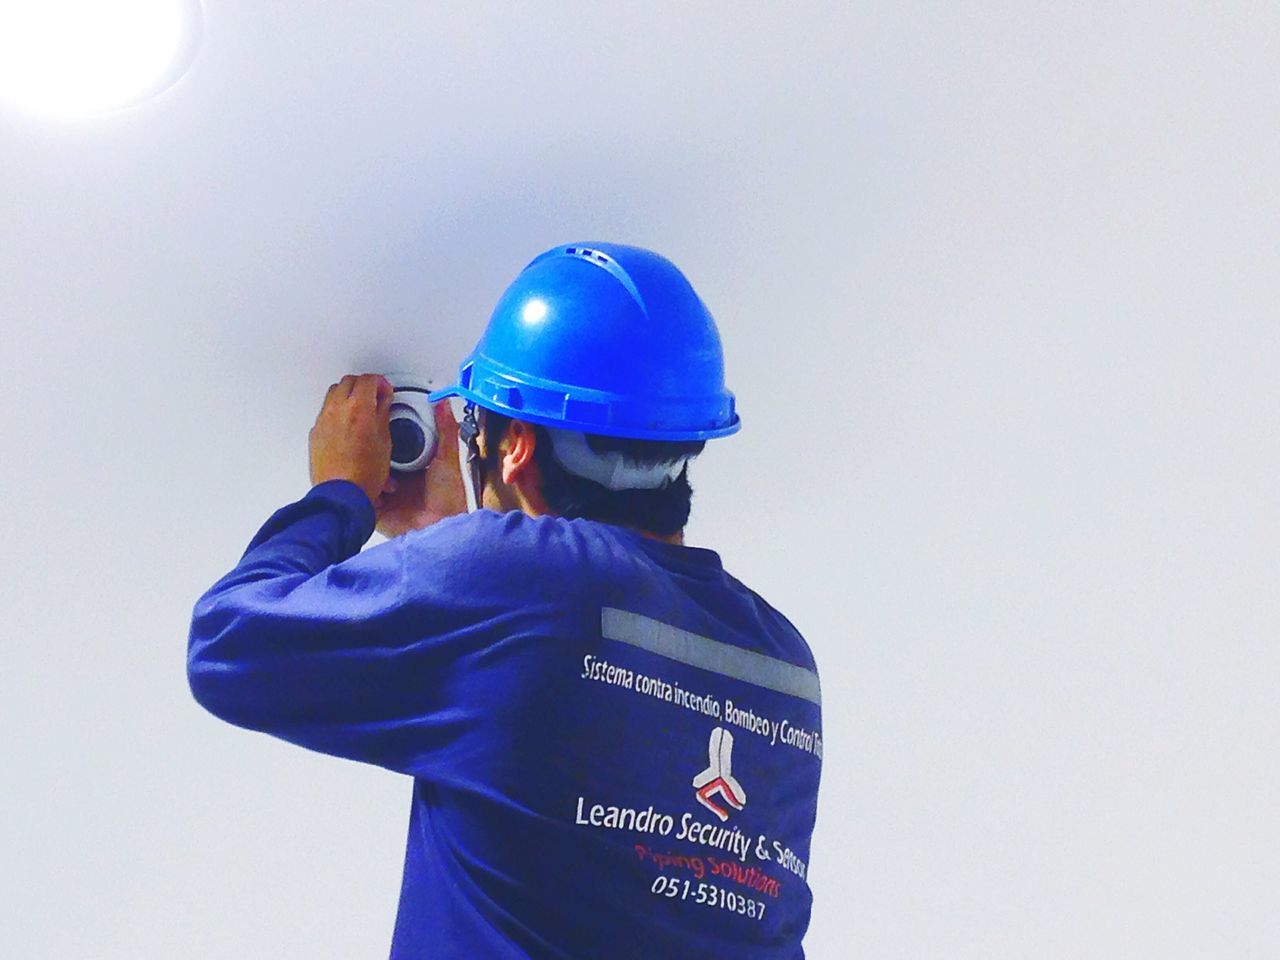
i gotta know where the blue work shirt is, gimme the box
[188,480,823,959]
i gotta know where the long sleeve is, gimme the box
[187,479,453,774]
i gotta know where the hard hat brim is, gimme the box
[427,383,741,442]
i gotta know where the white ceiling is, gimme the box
[3,2,1278,957]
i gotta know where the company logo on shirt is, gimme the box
[692,727,747,822]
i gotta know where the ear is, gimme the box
[501,420,539,485]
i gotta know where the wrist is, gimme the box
[312,472,375,500]
[312,476,374,506]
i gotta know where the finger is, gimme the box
[339,374,358,398]
[318,381,344,421]
[373,375,394,412]
[351,374,384,412]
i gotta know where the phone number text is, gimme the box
[651,874,767,921]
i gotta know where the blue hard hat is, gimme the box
[428,242,740,441]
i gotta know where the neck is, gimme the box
[637,528,684,546]
[506,481,686,545]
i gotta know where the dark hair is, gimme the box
[481,411,706,537]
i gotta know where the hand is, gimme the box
[373,397,467,538]
[308,374,394,507]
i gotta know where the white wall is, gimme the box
[2,2,1276,957]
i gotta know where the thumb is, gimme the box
[434,399,461,466]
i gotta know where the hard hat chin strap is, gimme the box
[544,426,689,491]
[456,401,483,513]
[459,434,481,513]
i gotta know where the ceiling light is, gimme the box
[0,0,202,118]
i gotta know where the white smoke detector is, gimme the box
[0,0,203,118]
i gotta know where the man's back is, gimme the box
[387,509,822,957]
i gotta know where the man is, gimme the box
[188,242,823,958]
